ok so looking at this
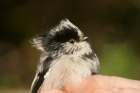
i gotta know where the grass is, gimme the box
[100,43,140,79]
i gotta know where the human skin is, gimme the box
[39,75,140,93]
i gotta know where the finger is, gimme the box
[93,88,140,93]
[64,77,97,93]
[91,75,140,88]
[86,75,140,89]
[64,75,140,93]
[39,88,66,93]
[49,89,67,93]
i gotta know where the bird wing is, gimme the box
[30,55,53,93]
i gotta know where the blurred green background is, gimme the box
[0,0,140,92]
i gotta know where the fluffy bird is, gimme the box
[30,19,99,93]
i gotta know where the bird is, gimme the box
[30,19,99,93]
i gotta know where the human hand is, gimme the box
[40,75,140,93]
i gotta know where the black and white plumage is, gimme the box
[30,19,99,93]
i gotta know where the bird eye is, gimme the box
[69,39,75,44]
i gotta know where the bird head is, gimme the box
[32,19,92,56]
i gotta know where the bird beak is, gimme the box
[83,37,88,41]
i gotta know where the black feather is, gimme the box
[48,19,79,41]
[30,56,53,93]
[32,19,81,52]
